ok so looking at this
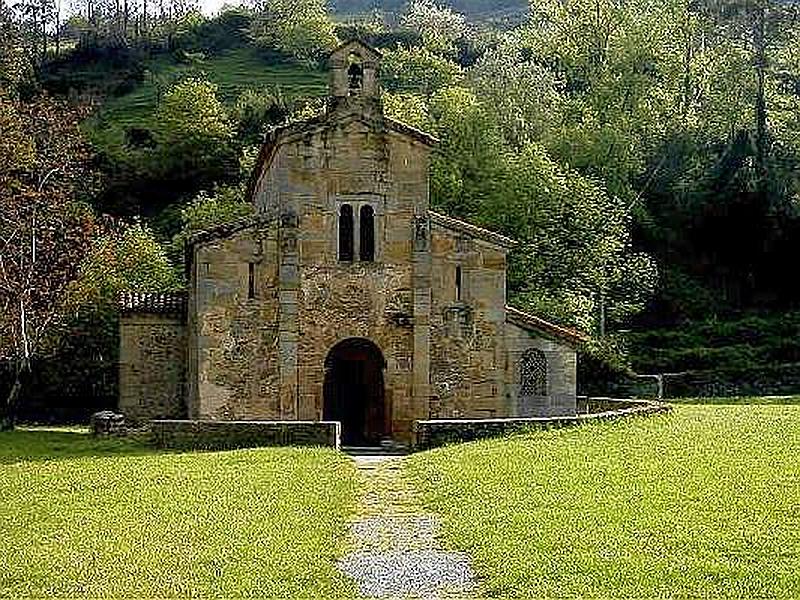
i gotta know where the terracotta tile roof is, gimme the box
[382,116,439,146]
[119,291,188,316]
[184,215,264,247]
[430,211,518,249]
[506,305,588,346]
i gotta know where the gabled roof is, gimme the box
[329,39,382,62]
[384,116,439,146]
[246,112,438,203]
[506,305,588,346]
[185,215,271,248]
[430,211,517,249]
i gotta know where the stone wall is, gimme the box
[188,221,281,420]
[182,83,579,441]
[429,227,509,419]
[505,321,577,416]
[119,313,186,423]
[249,116,431,442]
[413,398,670,450]
[150,419,340,450]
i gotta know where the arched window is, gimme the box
[520,348,547,396]
[360,205,375,262]
[339,204,354,261]
[348,54,363,95]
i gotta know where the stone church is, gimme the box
[119,40,584,445]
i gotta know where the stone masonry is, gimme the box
[118,40,585,442]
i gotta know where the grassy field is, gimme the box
[669,394,800,405]
[406,404,800,597]
[89,47,328,148]
[0,430,358,597]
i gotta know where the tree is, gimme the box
[423,84,657,332]
[154,77,233,145]
[382,90,436,131]
[148,77,238,197]
[380,45,463,96]
[76,221,180,306]
[232,86,289,144]
[0,11,35,91]
[469,32,564,148]
[172,183,252,250]
[0,94,97,430]
[248,0,337,64]
[401,0,468,57]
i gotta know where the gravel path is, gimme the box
[337,454,476,599]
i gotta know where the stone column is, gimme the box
[278,211,300,419]
[411,214,432,432]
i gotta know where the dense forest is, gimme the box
[3,0,800,423]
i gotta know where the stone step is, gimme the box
[342,445,408,456]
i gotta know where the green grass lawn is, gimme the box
[669,394,800,405]
[406,404,800,597]
[0,430,358,597]
[89,47,327,148]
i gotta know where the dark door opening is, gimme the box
[323,338,387,446]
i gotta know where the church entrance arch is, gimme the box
[323,338,388,446]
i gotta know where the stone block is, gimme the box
[150,420,341,450]
[90,411,126,436]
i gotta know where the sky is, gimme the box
[198,0,243,16]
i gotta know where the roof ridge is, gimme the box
[429,211,517,248]
[506,305,588,346]
[185,214,269,247]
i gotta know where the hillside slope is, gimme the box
[87,47,327,148]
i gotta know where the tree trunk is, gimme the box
[681,0,693,126]
[122,0,128,45]
[55,0,61,56]
[142,0,147,40]
[0,366,23,431]
[753,0,768,191]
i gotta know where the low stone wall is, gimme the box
[150,420,340,450]
[413,398,670,451]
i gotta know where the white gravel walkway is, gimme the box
[337,454,476,599]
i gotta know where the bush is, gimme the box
[625,311,800,373]
[173,8,253,54]
[232,87,289,144]
[172,184,254,259]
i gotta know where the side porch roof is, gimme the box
[430,211,517,249]
[506,305,588,347]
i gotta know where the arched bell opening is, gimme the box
[347,53,364,96]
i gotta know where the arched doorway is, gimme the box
[323,338,387,446]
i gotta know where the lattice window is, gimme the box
[520,349,547,396]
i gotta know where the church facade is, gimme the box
[118,41,584,445]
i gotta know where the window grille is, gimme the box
[520,349,547,396]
